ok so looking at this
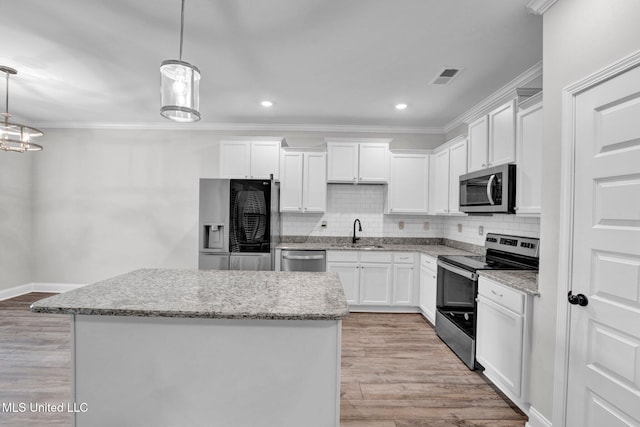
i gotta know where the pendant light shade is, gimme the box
[160,60,200,122]
[0,66,43,152]
[160,0,201,122]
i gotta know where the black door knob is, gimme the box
[567,291,588,307]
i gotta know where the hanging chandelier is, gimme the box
[0,66,43,152]
[160,0,201,122]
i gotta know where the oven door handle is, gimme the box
[437,259,478,281]
[486,174,496,205]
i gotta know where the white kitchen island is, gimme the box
[31,268,348,427]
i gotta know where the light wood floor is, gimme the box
[0,293,526,426]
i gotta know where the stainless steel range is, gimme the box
[435,233,539,370]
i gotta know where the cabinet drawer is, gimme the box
[326,250,359,262]
[360,251,393,263]
[420,254,437,270]
[478,278,524,314]
[393,252,415,264]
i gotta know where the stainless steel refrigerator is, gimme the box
[198,178,280,271]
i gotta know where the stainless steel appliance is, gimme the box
[459,164,516,214]
[281,250,326,272]
[436,233,539,369]
[198,178,280,271]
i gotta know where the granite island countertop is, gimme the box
[30,268,349,320]
[478,270,539,296]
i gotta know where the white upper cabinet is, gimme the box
[433,148,450,214]
[326,139,390,184]
[515,94,543,215]
[488,100,517,167]
[302,151,327,212]
[467,116,489,173]
[466,100,517,173]
[387,151,429,214]
[448,139,468,215]
[326,142,358,182]
[433,136,467,215]
[219,138,284,180]
[279,149,326,213]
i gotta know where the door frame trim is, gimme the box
[552,49,640,427]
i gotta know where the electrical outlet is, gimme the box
[478,225,484,235]
[457,223,462,232]
[399,221,404,230]
[423,222,430,231]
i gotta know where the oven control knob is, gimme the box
[567,291,588,307]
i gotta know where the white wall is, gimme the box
[0,152,33,291]
[30,128,442,285]
[531,0,640,420]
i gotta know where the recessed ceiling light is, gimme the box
[261,100,273,107]
[395,103,407,110]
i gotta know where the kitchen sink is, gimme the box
[329,244,385,250]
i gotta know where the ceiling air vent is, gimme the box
[431,68,462,85]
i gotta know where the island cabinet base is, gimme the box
[72,315,342,427]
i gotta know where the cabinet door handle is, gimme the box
[491,289,503,298]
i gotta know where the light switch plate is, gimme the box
[399,221,404,230]
[478,225,484,235]
[423,222,429,231]
[457,223,462,232]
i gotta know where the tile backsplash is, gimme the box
[280,184,540,244]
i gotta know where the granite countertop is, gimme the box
[478,270,540,296]
[277,243,476,257]
[30,268,349,320]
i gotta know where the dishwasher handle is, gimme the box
[282,254,325,260]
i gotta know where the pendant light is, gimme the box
[160,0,201,122]
[0,66,43,152]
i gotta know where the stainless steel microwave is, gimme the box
[459,164,516,214]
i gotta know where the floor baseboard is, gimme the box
[0,282,86,301]
[526,406,552,427]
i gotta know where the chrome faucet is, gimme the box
[352,219,362,244]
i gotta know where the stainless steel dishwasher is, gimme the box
[281,250,326,272]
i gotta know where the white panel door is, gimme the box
[467,116,489,173]
[388,153,429,214]
[566,64,640,427]
[326,262,359,305]
[359,263,392,305]
[279,151,303,212]
[303,152,327,213]
[488,100,516,167]
[327,143,358,183]
[448,139,468,214]
[250,141,280,179]
[516,101,543,215]
[359,143,388,183]
[219,140,251,178]
[433,148,450,214]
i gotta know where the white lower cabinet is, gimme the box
[359,262,392,305]
[419,254,437,324]
[327,250,418,309]
[476,276,532,413]
[392,253,416,305]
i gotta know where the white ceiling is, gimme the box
[0,0,542,133]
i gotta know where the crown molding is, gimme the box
[33,121,445,135]
[526,0,558,15]
[443,61,543,133]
